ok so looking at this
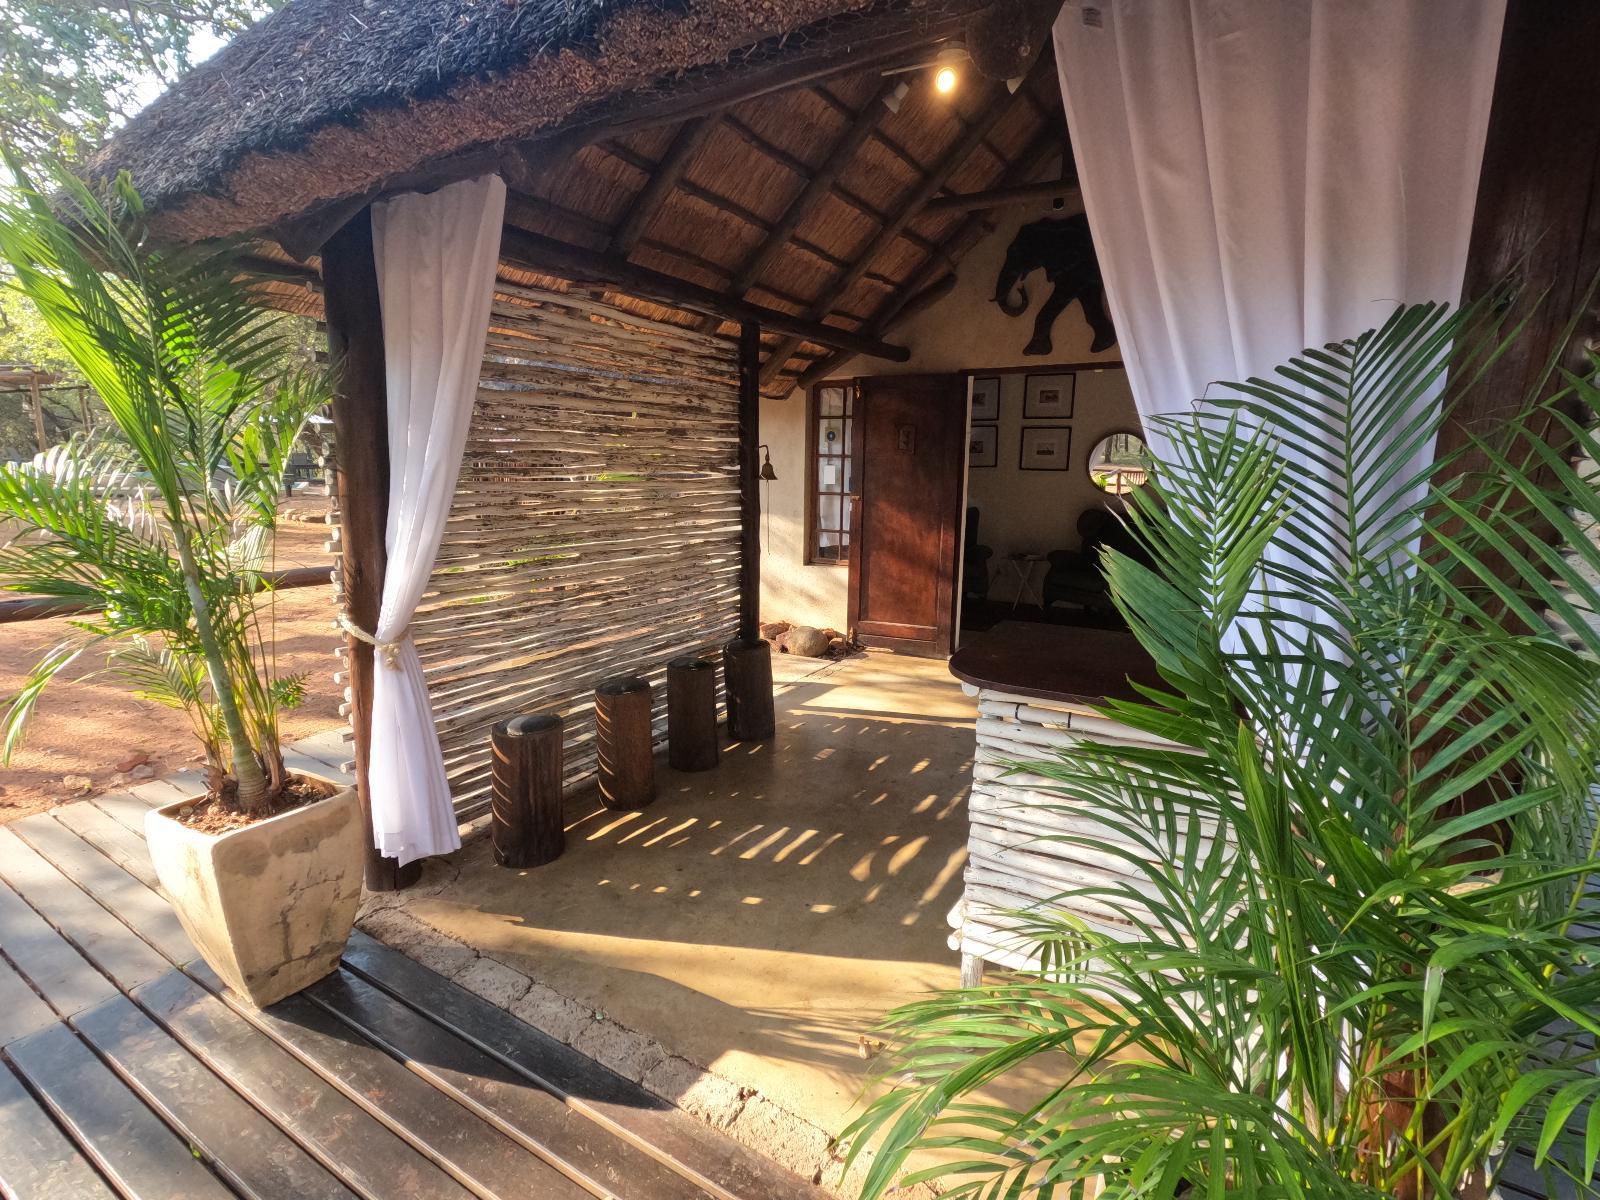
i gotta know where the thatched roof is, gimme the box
[90,0,999,245]
[107,0,1070,391]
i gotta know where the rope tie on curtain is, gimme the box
[337,611,408,670]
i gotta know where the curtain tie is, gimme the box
[337,612,408,669]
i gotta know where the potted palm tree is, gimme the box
[844,301,1600,1199]
[0,163,365,1008]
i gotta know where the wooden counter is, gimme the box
[948,621,1161,706]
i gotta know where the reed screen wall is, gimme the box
[411,282,743,821]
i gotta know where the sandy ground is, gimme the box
[0,498,343,824]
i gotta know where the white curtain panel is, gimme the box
[1053,0,1505,468]
[365,173,506,865]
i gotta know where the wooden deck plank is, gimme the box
[72,992,357,1200]
[89,789,166,833]
[124,770,207,811]
[307,968,711,1200]
[12,812,192,960]
[0,943,64,1047]
[0,826,170,994]
[290,731,355,775]
[133,969,475,1200]
[185,962,592,1200]
[53,801,161,889]
[282,745,355,785]
[6,1022,236,1200]
[0,1056,117,1200]
[0,871,120,1019]
[10,814,197,966]
[340,933,822,1200]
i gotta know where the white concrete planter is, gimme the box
[145,777,365,1008]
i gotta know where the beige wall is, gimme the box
[758,200,1137,630]
[965,366,1137,604]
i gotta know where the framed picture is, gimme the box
[1024,372,1076,420]
[969,376,1001,423]
[967,424,998,468]
[1020,425,1071,471]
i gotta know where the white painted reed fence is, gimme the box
[409,284,742,822]
[948,687,1189,981]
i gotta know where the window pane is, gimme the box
[819,388,844,417]
[817,457,842,494]
[815,531,844,560]
[817,494,843,532]
[843,418,853,456]
[819,419,845,454]
[842,456,855,494]
[835,531,850,560]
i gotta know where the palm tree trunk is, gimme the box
[172,531,271,814]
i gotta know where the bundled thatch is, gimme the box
[89,0,989,245]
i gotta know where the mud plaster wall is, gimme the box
[758,199,1136,630]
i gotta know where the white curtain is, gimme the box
[363,173,506,865]
[1053,0,1505,469]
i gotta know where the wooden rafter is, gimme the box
[792,122,1066,391]
[695,77,899,333]
[497,226,909,364]
[759,75,1030,386]
[587,140,900,287]
[719,114,937,253]
[922,177,1078,216]
[609,116,718,257]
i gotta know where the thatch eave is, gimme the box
[89,0,988,249]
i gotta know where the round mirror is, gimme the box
[1087,431,1148,495]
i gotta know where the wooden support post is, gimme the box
[595,676,656,811]
[27,374,46,454]
[738,321,762,644]
[1431,1,1600,615]
[667,657,720,772]
[726,320,776,742]
[490,715,565,868]
[321,208,420,893]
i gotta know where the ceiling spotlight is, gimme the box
[933,45,965,95]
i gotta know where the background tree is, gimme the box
[0,2,280,174]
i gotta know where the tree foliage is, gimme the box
[1,2,279,172]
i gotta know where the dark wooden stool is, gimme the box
[490,714,565,868]
[667,656,719,772]
[595,675,655,810]
[723,637,775,742]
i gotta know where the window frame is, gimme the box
[804,379,857,566]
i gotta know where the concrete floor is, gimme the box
[377,651,979,1175]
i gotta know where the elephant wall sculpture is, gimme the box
[993,213,1116,356]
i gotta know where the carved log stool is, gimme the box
[723,638,776,742]
[667,656,720,772]
[595,675,656,811]
[490,714,565,868]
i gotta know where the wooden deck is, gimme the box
[0,740,823,1200]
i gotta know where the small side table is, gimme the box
[1002,552,1048,611]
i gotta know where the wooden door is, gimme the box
[847,374,967,656]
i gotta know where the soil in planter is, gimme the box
[174,775,339,836]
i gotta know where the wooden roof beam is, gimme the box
[695,77,900,334]
[793,122,1065,390]
[719,114,938,255]
[922,177,1078,216]
[759,75,1031,385]
[498,226,910,364]
[609,116,719,258]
